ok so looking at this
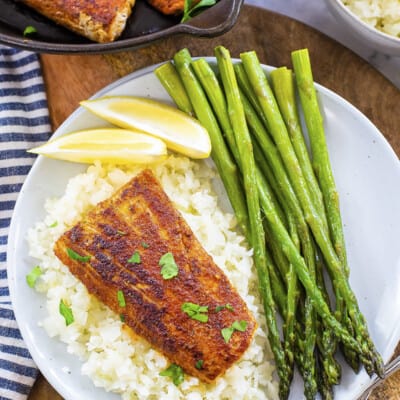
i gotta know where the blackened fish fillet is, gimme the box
[20,0,135,43]
[54,169,256,382]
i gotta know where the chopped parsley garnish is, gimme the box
[127,251,141,264]
[232,320,248,331]
[159,252,179,280]
[141,242,150,249]
[195,359,204,370]
[26,265,42,288]
[182,302,208,323]
[181,0,217,23]
[215,303,234,312]
[48,221,58,228]
[221,320,248,343]
[23,25,37,36]
[117,290,126,307]
[159,363,184,386]
[120,314,125,323]
[59,299,74,326]
[66,248,90,262]
[221,327,233,343]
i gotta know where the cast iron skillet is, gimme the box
[0,0,243,53]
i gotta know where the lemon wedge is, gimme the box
[28,128,167,164]
[80,96,211,159]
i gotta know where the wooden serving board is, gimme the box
[28,5,400,399]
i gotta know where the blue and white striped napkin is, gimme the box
[0,46,51,399]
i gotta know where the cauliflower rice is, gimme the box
[342,0,400,37]
[27,156,279,400]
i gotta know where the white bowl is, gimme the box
[325,0,400,55]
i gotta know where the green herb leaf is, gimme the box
[195,359,204,369]
[26,265,42,288]
[232,320,247,332]
[66,248,90,262]
[128,251,141,264]
[159,252,179,280]
[23,25,37,36]
[221,320,248,343]
[181,0,216,22]
[215,303,234,312]
[159,363,184,386]
[120,314,125,322]
[141,242,150,249]
[221,326,234,343]
[48,221,58,228]
[59,299,74,326]
[182,0,192,21]
[117,290,126,307]
[182,302,208,323]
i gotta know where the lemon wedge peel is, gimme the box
[28,128,168,165]
[80,96,211,159]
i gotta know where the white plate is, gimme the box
[7,59,400,400]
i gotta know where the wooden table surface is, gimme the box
[28,5,400,399]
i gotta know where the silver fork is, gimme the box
[357,356,400,399]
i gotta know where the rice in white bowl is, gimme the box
[27,155,279,400]
[342,0,400,37]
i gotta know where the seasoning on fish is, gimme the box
[53,169,257,383]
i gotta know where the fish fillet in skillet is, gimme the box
[20,0,136,42]
[54,169,257,382]
[146,0,200,15]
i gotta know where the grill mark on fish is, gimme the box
[54,169,257,383]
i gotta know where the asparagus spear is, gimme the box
[291,48,383,377]
[315,248,341,390]
[252,144,300,384]
[270,66,343,383]
[291,49,347,270]
[190,59,239,164]
[215,45,290,400]
[290,46,355,338]
[252,140,289,233]
[154,61,194,116]
[240,50,382,376]
[168,49,250,237]
[317,357,335,400]
[268,252,288,317]
[269,66,327,230]
[238,87,303,226]
[235,62,271,132]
